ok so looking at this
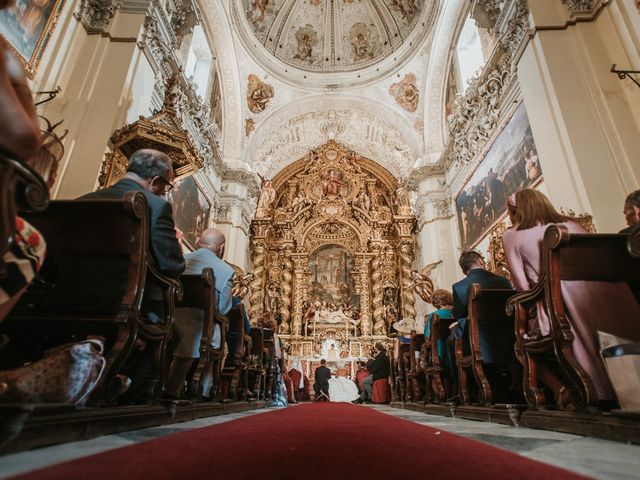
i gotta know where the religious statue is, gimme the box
[232,272,254,300]
[263,280,281,314]
[292,190,308,215]
[394,181,413,216]
[410,260,443,303]
[354,187,371,213]
[256,178,276,217]
[322,170,343,197]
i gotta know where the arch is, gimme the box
[247,93,423,178]
[198,0,244,165]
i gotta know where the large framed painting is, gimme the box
[455,103,542,249]
[0,0,66,78]
[167,175,211,251]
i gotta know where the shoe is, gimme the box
[351,398,363,404]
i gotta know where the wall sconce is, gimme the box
[611,64,640,89]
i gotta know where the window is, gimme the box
[185,26,213,98]
[455,18,486,91]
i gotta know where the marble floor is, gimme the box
[1,404,639,479]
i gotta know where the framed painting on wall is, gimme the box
[167,175,211,251]
[455,102,542,249]
[0,0,66,78]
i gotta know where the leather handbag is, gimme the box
[0,339,106,405]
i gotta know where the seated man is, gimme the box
[165,228,235,399]
[80,148,185,401]
[313,359,331,400]
[353,342,390,404]
[620,189,640,234]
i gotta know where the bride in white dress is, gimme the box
[328,369,359,402]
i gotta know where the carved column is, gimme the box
[370,242,386,336]
[248,220,269,320]
[355,252,374,337]
[398,240,416,322]
[291,254,308,336]
[278,245,294,335]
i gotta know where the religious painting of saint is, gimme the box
[455,103,542,249]
[0,0,65,77]
[166,175,211,251]
[308,245,356,308]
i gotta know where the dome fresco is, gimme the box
[242,0,432,73]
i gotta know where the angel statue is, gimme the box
[232,272,254,300]
[409,260,443,304]
[256,176,276,217]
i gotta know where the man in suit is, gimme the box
[353,342,390,404]
[450,250,512,339]
[620,189,640,234]
[80,149,185,401]
[314,359,331,400]
[165,228,236,398]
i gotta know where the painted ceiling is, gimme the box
[241,0,431,73]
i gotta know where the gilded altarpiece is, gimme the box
[249,141,416,369]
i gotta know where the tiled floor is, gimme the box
[1,404,639,479]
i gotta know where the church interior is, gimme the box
[1,0,640,478]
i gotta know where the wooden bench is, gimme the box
[506,224,640,410]
[1,193,181,402]
[247,327,266,399]
[423,313,453,403]
[455,285,517,406]
[0,149,49,279]
[175,269,226,401]
[262,328,276,400]
[219,304,251,401]
[392,342,410,402]
[405,331,425,402]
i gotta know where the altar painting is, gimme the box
[167,175,210,250]
[455,103,542,248]
[308,245,356,308]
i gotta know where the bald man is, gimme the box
[166,228,236,398]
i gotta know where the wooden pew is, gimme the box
[175,268,227,401]
[0,149,49,279]
[455,284,517,406]
[1,193,181,402]
[247,327,266,399]
[219,304,251,401]
[392,342,410,402]
[262,328,276,400]
[406,331,425,402]
[423,313,452,403]
[506,224,640,410]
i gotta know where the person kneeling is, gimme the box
[313,359,331,401]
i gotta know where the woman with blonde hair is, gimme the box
[502,188,640,408]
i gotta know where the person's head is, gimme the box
[374,342,385,354]
[198,228,226,258]
[125,149,174,196]
[431,289,453,309]
[508,188,568,230]
[623,189,640,228]
[0,0,15,10]
[320,359,326,366]
[458,250,485,275]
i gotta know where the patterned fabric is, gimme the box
[0,216,46,305]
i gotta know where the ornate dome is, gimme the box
[240,0,435,74]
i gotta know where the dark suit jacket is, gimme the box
[314,365,331,388]
[80,179,185,278]
[452,268,512,339]
[366,351,390,381]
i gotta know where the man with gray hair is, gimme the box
[621,189,640,234]
[80,148,185,402]
[165,228,238,399]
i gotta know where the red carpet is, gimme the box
[10,404,587,480]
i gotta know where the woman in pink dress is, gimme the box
[502,189,640,407]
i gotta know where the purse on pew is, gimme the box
[0,339,106,405]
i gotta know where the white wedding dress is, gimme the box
[328,377,359,402]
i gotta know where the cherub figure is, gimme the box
[409,260,443,303]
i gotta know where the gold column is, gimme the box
[370,242,386,335]
[278,245,294,334]
[249,220,270,320]
[355,252,374,336]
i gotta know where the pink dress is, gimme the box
[502,221,640,401]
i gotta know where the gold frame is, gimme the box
[1,0,67,79]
